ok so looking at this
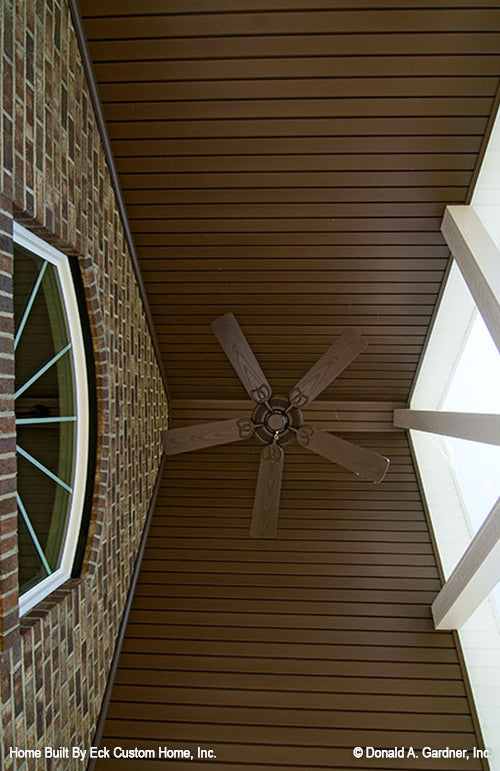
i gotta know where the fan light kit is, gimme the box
[163,314,390,538]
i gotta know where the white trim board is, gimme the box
[432,496,500,629]
[13,223,90,617]
[441,206,500,354]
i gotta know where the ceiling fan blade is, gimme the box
[296,425,390,483]
[289,329,367,409]
[211,313,272,404]
[250,443,284,538]
[163,418,254,456]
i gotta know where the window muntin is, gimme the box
[13,224,90,615]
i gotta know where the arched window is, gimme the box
[13,224,93,615]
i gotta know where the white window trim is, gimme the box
[394,182,500,764]
[394,207,500,628]
[432,496,500,630]
[441,205,500,355]
[13,224,89,616]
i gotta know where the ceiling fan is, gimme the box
[163,314,390,538]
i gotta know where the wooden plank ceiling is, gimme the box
[79,3,499,767]
[96,435,487,770]
[79,0,500,409]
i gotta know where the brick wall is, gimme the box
[0,0,169,768]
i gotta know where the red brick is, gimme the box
[0,0,167,762]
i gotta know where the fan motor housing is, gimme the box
[252,395,303,445]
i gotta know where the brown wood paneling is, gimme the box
[80,0,500,11]
[171,398,404,432]
[79,2,497,765]
[83,8,500,35]
[115,136,481,155]
[99,76,498,101]
[92,54,500,82]
[95,435,485,769]
[80,0,500,403]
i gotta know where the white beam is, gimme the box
[432,497,500,629]
[393,409,500,446]
[441,205,500,353]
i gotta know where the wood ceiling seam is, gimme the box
[115,138,483,153]
[80,0,500,15]
[92,56,500,80]
[104,95,494,111]
[83,9,500,35]
[108,119,488,129]
[100,82,500,103]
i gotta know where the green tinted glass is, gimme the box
[14,245,77,594]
